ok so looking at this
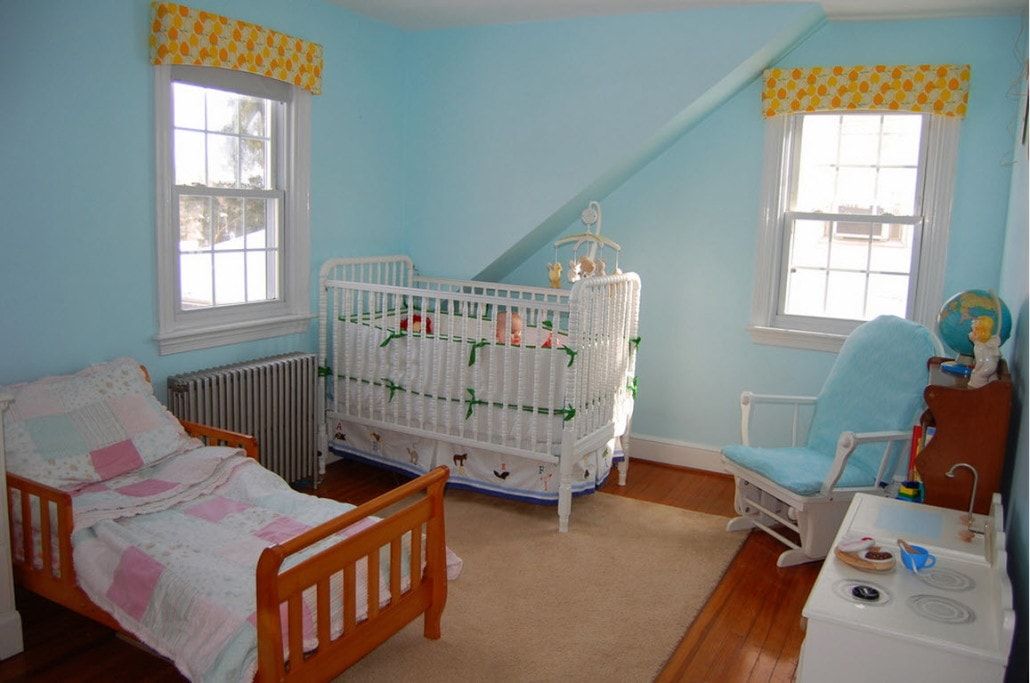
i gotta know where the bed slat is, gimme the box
[410,522,422,586]
[20,491,32,569]
[316,577,330,647]
[368,551,380,619]
[40,499,52,576]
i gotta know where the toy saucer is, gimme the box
[834,544,896,572]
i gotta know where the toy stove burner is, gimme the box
[907,594,976,625]
[917,567,976,592]
[833,579,891,606]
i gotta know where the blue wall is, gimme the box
[509,16,1026,449]
[0,0,406,395]
[1,1,1026,672]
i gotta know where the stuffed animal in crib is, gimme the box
[496,311,522,345]
[547,261,563,288]
[399,313,432,334]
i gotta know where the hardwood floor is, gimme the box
[0,458,818,682]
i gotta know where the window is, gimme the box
[154,65,311,355]
[751,111,959,352]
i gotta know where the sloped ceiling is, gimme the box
[400,4,826,280]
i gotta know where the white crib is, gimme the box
[317,256,641,531]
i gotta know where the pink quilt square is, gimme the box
[255,517,311,545]
[105,547,165,621]
[90,440,144,480]
[115,479,178,497]
[185,496,251,523]
[107,395,166,435]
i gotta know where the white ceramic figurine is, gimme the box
[967,315,1001,389]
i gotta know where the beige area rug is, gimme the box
[339,490,745,682]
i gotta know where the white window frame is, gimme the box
[154,65,312,355]
[749,111,960,352]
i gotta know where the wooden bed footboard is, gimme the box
[255,465,450,681]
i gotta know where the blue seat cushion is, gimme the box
[722,444,879,496]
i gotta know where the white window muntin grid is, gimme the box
[773,112,930,332]
[170,79,286,311]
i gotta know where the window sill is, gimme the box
[748,325,846,353]
[155,313,314,355]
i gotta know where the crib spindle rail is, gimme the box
[255,466,449,682]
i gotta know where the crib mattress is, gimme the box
[332,378,569,455]
[334,311,572,410]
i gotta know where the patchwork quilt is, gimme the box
[69,448,461,681]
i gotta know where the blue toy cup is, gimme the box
[900,543,936,572]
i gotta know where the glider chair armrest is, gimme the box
[819,429,912,497]
[739,391,818,447]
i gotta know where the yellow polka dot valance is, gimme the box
[762,64,970,118]
[149,2,323,95]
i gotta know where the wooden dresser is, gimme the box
[917,357,1013,515]
[0,395,24,659]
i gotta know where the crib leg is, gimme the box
[617,455,628,487]
[557,482,572,532]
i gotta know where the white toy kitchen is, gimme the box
[798,492,1015,682]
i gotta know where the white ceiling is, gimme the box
[329,0,1024,30]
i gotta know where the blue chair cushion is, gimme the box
[722,444,879,496]
[806,316,936,476]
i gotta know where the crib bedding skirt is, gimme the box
[329,419,626,504]
[335,311,572,411]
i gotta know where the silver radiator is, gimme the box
[167,353,318,486]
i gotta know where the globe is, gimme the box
[937,289,1012,358]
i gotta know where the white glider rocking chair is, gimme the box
[722,315,937,567]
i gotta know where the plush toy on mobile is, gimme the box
[549,201,622,288]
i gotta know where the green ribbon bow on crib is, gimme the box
[379,330,406,347]
[382,378,404,402]
[563,346,577,368]
[468,339,490,366]
[317,365,332,378]
[559,404,576,422]
[465,388,487,419]
[627,376,639,399]
[541,320,553,331]
[629,336,642,352]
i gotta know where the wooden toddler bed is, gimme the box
[0,360,453,681]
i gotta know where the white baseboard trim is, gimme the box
[627,433,727,474]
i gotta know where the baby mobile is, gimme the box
[547,201,622,288]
